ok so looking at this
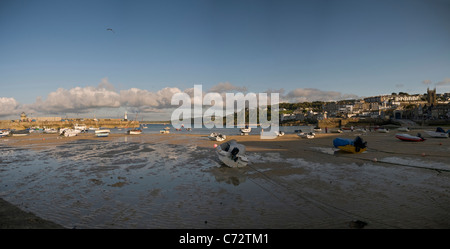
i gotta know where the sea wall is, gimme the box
[0,119,140,130]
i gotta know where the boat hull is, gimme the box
[395,134,425,142]
[424,131,449,138]
[333,137,367,154]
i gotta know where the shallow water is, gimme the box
[1,135,450,228]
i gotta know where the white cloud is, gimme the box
[422,79,432,85]
[208,82,247,93]
[0,97,20,117]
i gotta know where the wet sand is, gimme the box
[1,130,449,229]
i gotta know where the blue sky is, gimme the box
[1,0,450,119]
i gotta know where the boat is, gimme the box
[240,127,251,135]
[377,128,389,133]
[60,128,79,137]
[89,127,100,131]
[298,132,315,139]
[330,129,343,133]
[215,139,249,168]
[208,132,226,141]
[10,129,30,136]
[44,128,58,134]
[74,124,88,132]
[397,127,410,132]
[127,129,142,135]
[0,130,10,137]
[313,126,322,132]
[276,131,285,136]
[333,136,367,153]
[395,133,425,142]
[424,127,449,138]
[95,129,110,137]
[160,129,170,134]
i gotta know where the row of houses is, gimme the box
[281,88,450,122]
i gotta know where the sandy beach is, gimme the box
[1,129,449,229]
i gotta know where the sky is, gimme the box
[1,0,450,120]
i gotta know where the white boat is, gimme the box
[377,128,389,133]
[313,127,322,132]
[397,127,410,132]
[160,129,170,134]
[127,129,142,135]
[60,128,79,137]
[74,124,88,132]
[330,129,343,133]
[89,127,100,131]
[208,132,226,141]
[298,132,315,139]
[0,130,10,137]
[240,127,251,135]
[216,139,249,168]
[44,128,58,134]
[424,130,449,138]
[95,129,110,137]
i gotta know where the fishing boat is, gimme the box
[333,136,367,153]
[215,139,249,168]
[395,133,425,142]
[208,132,226,141]
[424,127,449,138]
[95,129,110,137]
[127,129,142,135]
[298,132,315,139]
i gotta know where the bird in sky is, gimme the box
[106,28,115,33]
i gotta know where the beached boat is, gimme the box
[313,127,322,132]
[0,130,10,137]
[95,129,110,137]
[424,127,449,138]
[377,128,389,133]
[60,128,79,137]
[240,127,251,135]
[127,129,142,135]
[208,132,226,141]
[397,127,410,132]
[395,133,425,142]
[160,129,170,134]
[215,139,249,168]
[333,136,367,153]
[330,129,343,133]
[89,127,100,131]
[298,132,315,139]
[10,129,30,136]
[74,124,88,132]
[44,128,58,134]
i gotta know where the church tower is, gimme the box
[426,88,437,106]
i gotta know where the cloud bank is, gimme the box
[0,78,362,118]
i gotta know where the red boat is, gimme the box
[395,133,425,142]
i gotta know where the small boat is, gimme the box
[395,133,425,142]
[74,124,88,132]
[333,136,367,153]
[424,127,449,138]
[10,129,30,136]
[298,132,315,139]
[330,129,343,133]
[377,128,389,133]
[240,127,251,135]
[60,128,79,137]
[160,129,170,134]
[397,127,410,132]
[127,129,142,135]
[89,127,100,131]
[215,139,249,168]
[313,127,322,132]
[44,128,58,134]
[276,131,285,136]
[0,130,10,137]
[95,129,110,137]
[208,132,226,141]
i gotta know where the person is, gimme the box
[325,127,328,133]
[351,126,354,132]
